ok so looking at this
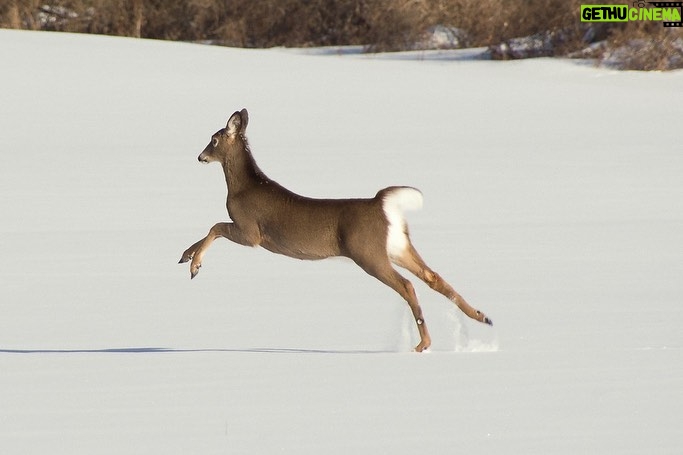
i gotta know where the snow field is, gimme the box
[0,29,681,454]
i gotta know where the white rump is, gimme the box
[381,186,423,259]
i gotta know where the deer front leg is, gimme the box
[178,236,208,278]
[178,222,260,279]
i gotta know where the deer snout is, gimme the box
[198,142,214,163]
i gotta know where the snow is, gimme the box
[1,29,682,453]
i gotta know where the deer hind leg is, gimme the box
[352,256,431,352]
[391,243,492,326]
[179,222,259,279]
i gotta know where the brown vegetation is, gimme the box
[603,21,683,70]
[1,0,680,70]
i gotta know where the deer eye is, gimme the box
[212,137,219,147]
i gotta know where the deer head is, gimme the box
[198,109,249,164]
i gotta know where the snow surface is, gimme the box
[1,29,682,453]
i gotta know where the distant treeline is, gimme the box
[1,0,681,70]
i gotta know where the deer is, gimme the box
[179,109,492,352]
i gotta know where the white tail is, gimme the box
[381,186,423,261]
[179,109,492,352]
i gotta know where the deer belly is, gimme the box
[259,232,337,260]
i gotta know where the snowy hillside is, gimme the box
[1,29,681,454]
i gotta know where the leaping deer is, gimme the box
[179,109,492,352]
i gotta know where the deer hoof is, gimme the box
[179,250,194,264]
[414,341,431,352]
[475,310,493,326]
[190,262,201,279]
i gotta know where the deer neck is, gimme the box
[223,136,268,193]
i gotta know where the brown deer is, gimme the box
[179,109,492,352]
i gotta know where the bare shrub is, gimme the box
[1,0,680,70]
[214,0,373,48]
[1,0,43,29]
[0,2,22,29]
[602,22,683,70]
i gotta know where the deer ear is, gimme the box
[226,111,242,135]
[240,108,249,131]
[226,109,249,135]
